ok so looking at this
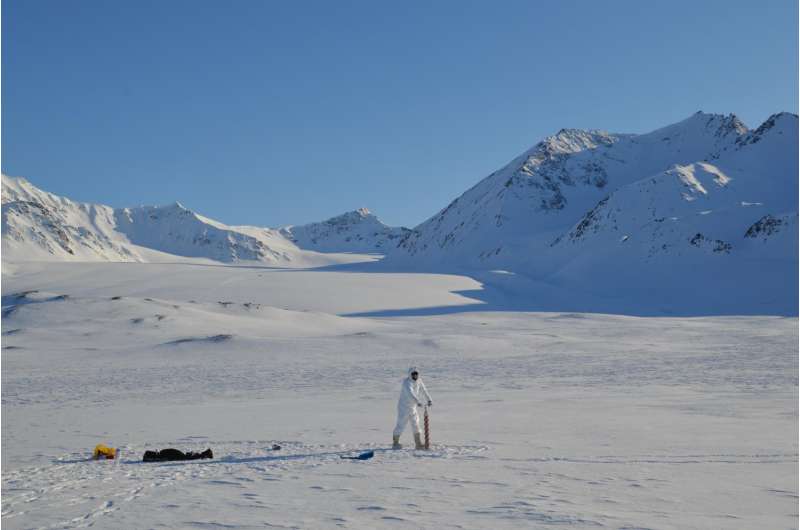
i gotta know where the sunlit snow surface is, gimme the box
[2,260,797,529]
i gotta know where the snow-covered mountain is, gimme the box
[394,112,798,272]
[1,176,402,264]
[2,176,141,261]
[4,110,797,313]
[113,203,296,263]
[279,208,410,253]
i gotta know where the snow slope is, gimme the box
[2,175,141,262]
[389,112,798,315]
[113,202,306,263]
[2,261,797,529]
[394,112,797,268]
[551,113,798,257]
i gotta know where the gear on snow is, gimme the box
[92,444,117,460]
[142,448,213,462]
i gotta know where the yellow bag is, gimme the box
[93,444,117,460]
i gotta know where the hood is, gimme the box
[407,366,419,378]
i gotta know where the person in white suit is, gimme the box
[392,366,433,449]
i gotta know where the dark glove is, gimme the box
[427,400,433,407]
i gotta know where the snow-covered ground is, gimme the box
[2,260,797,529]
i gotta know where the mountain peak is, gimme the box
[2,174,55,205]
[537,128,616,156]
[2,174,29,186]
[323,208,378,226]
[396,109,795,274]
[279,208,408,253]
[735,111,798,148]
[130,201,193,216]
[159,201,189,212]
[684,111,748,135]
[641,112,748,149]
[755,111,797,130]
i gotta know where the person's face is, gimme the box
[411,371,419,380]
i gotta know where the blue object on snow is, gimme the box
[341,450,374,460]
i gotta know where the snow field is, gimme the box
[1,262,797,529]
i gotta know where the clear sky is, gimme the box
[2,0,798,228]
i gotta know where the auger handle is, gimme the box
[423,406,431,450]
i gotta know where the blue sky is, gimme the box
[3,0,797,228]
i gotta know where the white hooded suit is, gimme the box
[393,366,433,437]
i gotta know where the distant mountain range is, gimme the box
[3,111,797,313]
[1,176,404,265]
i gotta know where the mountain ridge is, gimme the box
[393,111,797,267]
[3,111,797,294]
[1,175,404,264]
